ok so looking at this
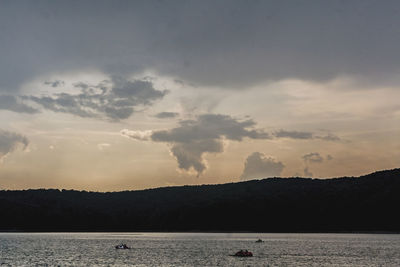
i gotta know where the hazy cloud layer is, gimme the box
[3,1,400,92]
[26,77,167,121]
[0,129,29,162]
[150,114,270,175]
[0,95,38,114]
[240,152,285,181]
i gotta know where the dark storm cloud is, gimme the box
[240,152,285,181]
[26,77,167,121]
[150,114,270,175]
[0,129,29,161]
[0,95,38,114]
[2,0,400,93]
[154,112,179,119]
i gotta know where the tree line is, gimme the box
[0,169,399,232]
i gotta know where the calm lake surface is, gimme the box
[1,232,399,266]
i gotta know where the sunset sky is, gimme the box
[1,0,400,191]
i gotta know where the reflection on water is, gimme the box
[1,233,400,266]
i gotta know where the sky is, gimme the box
[1,0,400,191]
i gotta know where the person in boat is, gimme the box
[116,243,130,249]
[234,249,253,257]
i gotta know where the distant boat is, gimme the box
[115,244,130,249]
[256,238,263,243]
[232,250,253,257]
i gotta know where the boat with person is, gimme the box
[115,244,130,249]
[232,249,253,257]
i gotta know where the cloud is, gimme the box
[0,129,29,162]
[141,114,270,176]
[154,112,179,119]
[274,130,340,142]
[274,130,313,140]
[301,152,333,177]
[120,129,153,141]
[240,152,285,181]
[97,143,111,151]
[0,95,38,114]
[302,152,324,163]
[44,80,65,87]
[26,77,167,121]
[3,1,400,92]
[303,167,313,177]
[315,133,341,142]
[122,113,340,176]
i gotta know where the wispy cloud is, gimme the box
[154,112,179,119]
[302,152,324,163]
[44,80,65,88]
[274,130,313,140]
[120,129,153,141]
[97,143,111,151]
[274,130,341,142]
[0,129,29,163]
[301,152,334,177]
[304,167,313,177]
[0,95,38,114]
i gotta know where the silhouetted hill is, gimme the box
[1,169,400,232]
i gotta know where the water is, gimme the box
[1,233,399,266]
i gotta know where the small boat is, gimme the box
[255,238,263,243]
[232,250,253,257]
[115,244,130,249]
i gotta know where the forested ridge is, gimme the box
[1,169,399,232]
